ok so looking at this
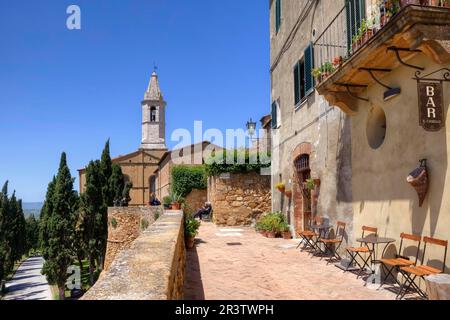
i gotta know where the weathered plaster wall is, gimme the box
[104,206,162,271]
[82,212,185,300]
[350,55,450,271]
[208,172,271,226]
[270,0,354,242]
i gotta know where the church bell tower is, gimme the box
[140,70,167,150]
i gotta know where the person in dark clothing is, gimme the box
[149,193,161,206]
[193,202,212,220]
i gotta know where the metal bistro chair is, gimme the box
[379,233,421,289]
[345,226,378,278]
[397,236,448,300]
[297,216,324,253]
[319,221,346,263]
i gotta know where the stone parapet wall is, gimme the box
[208,172,271,226]
[104,206,162,271]
[82,211,185,300]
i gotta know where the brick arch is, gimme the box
[291,142,312,234]
[292,142,312,161]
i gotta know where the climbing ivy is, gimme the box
[171,165,207,197]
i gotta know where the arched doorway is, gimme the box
[149,175,156,197]
[292,142,312,234]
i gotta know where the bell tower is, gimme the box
[140,70,167,150]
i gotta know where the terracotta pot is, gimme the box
[285,190,293,198]
[428,0,440,6]
[172,202,181,210]
[282,231,292,240]
[186,236,195,249]
[445,2,450,8]
[400,0,421,7]
[267,231,277,239]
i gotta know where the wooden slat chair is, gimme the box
[397,236,448,300]
[345,226,378,278]
[296,216,324,253]
[318,221,346,263]
[379,233,421,289]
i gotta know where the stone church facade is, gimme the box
[78,71,214,206]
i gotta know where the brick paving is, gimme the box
[184,223,398,300]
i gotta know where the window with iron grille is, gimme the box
[295,154,310,172]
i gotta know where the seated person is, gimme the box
[193,202,212,220]
[149,193,161,206]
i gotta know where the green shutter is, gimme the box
[304,43,314,95]
[346,0,366,52]
[271,101,278,129]
[293,62,300,105]
[276,0,281,33]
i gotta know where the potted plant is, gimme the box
[163,195,172,209]
[279,222,292,240]
[352,34,361,53]
[332,56,343,69]
[284,189,293,198]
[185,218,201,249]
[169,191,184,210]
[321,61,335,79]
[311,68,322,83]
[275,182,286,193]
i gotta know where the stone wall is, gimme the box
[82,211,185,300]
[104,206,162,271]
[184,188,207,214]
[208,172,271,226]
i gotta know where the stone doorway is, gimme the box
[292,143,312,234]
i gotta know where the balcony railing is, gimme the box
[313,0,449,85]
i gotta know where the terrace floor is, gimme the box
[184,223,400,300]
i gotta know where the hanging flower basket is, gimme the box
[284,190,293,198]
[276,182,286,193]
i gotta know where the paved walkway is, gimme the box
[185,223,397,300]
[4,256,53,300]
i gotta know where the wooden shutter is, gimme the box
[276,0,281,33]
[304,43,314,95]
[271,101,278,129]
[293,62,300,105]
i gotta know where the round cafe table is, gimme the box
[356,234,396,283]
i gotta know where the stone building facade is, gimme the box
[269,0,353,240]
[314,3,450,272]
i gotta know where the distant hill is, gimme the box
[22,202,43,218]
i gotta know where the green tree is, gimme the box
[100,139,113,207]
[39,177,56,257]
[42,152,79,300]
[25,215,40,255]
[109,163,125,203]
[80,160,104,285]
[0,181,9,282]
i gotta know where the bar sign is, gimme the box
[418,82,444,132]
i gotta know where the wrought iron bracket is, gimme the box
[335,83,369,102]
[387,47,424,71]
[358,68,392,90]
[413,68,450,83]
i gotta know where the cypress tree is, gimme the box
[42,152,79,300]
[80,160,104,285]
[110,163,125,203]
[0,181,8,282]
[25,215,39,255]
[40,177,56,259]
[100,139,113,206]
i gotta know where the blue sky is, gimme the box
[0,0,269,202]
